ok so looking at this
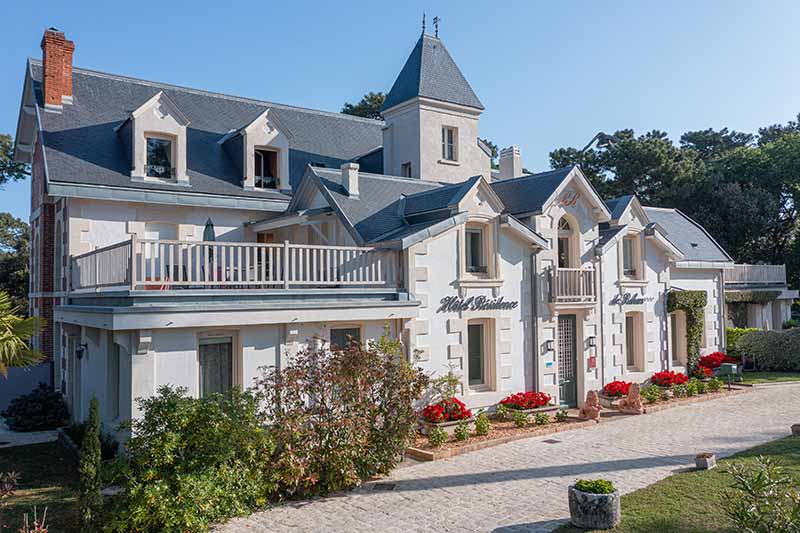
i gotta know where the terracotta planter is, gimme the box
[568,486,621,530]
[695,453,717,470]
[418,417,475,436]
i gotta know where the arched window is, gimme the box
[556,216,577,269]
[558,218,571,231]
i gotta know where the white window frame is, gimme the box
[441,126,458,162]
[196,331,241,398]
[466,318,495,392]
[254,148,279,189]
[460,220,498,281]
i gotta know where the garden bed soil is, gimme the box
[407,416,596,461]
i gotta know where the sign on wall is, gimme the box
[609,292,655,306]
[558,190,580,207]
[436,296,519,313]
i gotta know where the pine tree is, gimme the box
[79,396,102,531]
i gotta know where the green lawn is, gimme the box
[0,442,80,532]
[556,436,800,532]
[740,371,800,384]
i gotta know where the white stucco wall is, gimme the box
[670,268,725,355]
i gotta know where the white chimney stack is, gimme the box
[499,145,523,179]
[341,162,359,197]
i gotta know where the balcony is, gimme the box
[725,264,787,287]
[547,267,597,304]
[69,237,401,293]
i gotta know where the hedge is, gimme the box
[736,328,800,372]
[727,327,760,358]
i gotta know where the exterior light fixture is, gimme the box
[75,343,88,360]
[545,339,554,352]
[588,336,596,348]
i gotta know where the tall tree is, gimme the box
[680,127,754,160]
[758,113,800,146]
[0,291,41,377]
[341,92,386,120]
[0,134,29,187]
[0,213,30,313]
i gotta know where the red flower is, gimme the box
[421,397,472,423]
[499,391,552,410]
[699,352,738,369]
[693,366,712,378]
[650,370,688,387]
[603,380,631,397]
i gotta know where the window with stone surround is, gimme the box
[145,136,174,179]
[441,126,458,161]
[467,318,494,391]
[254,149,278,189]
[625,311,645,372]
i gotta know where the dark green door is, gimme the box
[558,315,578,407]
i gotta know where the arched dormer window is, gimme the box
[556,215,579,268]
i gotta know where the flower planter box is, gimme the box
[499,404,558,419]
[568,486,621,530]
[418,417,475,436]
[695,453,717,470]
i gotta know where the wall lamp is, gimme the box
[544,340,554,352]
[588,336,596,348]
[75,343,88,360]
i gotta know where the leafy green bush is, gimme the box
[474,412,491,436]
[453,420,470,441]
[511,410,528,428]
[708,377,723,392]
[107,387,277,533]
[727,327,760,358]
[672,384,688,398]
[783,319,799,329]
[686,380,699,396]
[79,397,102,531]
[724,456,800,532]
[691,378,707,394]
[640,385,661,404]
[495,403,509,420]
[737,328,800,371]
[1,383,69,431]
[428,426,448,447]
[66,421,118,460]
[574,479,616,494]
[534,413,550,426]
[555,409,569,422]
[253,335,428,498]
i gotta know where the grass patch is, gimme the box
[740,371,800,384]
[556,436,800,532]
[0,442,79,532]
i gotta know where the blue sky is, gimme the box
[2,1,800,221]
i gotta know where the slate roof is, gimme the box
[598,224,625,249]
[642,207,732,263]
[382,34,484,112]
[605,195,635,221]
[29,60,384,200]
[403,176,480,216]
[489,167,575,216]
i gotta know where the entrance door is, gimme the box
[557,315,578,407]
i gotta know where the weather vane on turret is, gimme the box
[433,16,440,37]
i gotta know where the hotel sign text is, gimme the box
[437,296,519,313]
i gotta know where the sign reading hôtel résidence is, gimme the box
[437,296,519,313]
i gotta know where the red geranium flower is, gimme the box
[651,370,688,387]
[421,397,472,423]
[699,352,738,369]
[603,380,631,397]
[693,366,712,378]
[499,391,552,410]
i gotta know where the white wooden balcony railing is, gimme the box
[725,264,787,286]
[70,237,400,292]
[547,267,596,304]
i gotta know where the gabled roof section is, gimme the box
[403,175,481,216]
[218,107,294,145]
[643,207,733,264]
[606,195,650,225]
[382,34,484,112]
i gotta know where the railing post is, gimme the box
[283,240,290,289]
[130,235,137,291]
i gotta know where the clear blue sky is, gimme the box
[3,0,800,221]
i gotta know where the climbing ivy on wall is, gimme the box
[725,290,781,305]
[667,290,708,373]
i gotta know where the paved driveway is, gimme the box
[218,384,800,532]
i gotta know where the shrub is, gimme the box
[428,426,448,447]
[498,391,552,410]
[453,420,470,441]
[66,422,119,461]
[737,328,800,372]
[692,378,707,394]
[555,409,569,422]
[79,397,102,531]
[511,410,528,428]
[1,383,69,431]
[0,471,20,529]
[574,479,616,494]
[107,387,277,533]
[474,412,491,436]
[686,380,699,396]
[602,380,631,398]
[650,370,688,387]
[672,384,688,398]
[727,327,760,358]
[495,403,509,420]
[421,397,472,423]
[534,413,550,426]
[253,335,428,499]
[707,377,723,392]
[429,370,460,401]
[784,319,799,329]
[724,456,800,532]
[640,385,661,404]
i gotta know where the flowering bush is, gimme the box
[421,397,472,423]
[498,391,552,410]
[602,380,631,398]
[699,352,738,369]
[693,366,712,378]
[650,370,689,387]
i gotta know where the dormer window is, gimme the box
[401,162,412,177]
[254,149,278,189]
[622,234,642,279]
[466,228,486,273]
[146,136,174,179]
[442,126,458,161]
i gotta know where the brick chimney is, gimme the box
[498,145,523,179]
[40,28,75,110]
[341,162,359,197]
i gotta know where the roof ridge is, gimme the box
[28,57,386,126]
[491,166,574,187]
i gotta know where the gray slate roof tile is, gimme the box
[642,207,732,263]
[490,167,575,216]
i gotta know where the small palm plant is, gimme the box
[0,290,41,377]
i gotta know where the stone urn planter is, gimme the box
[596,394,624,409]
[695,453,717,470]
[418,417,475,436]
[568,485,621,530]
[792,424,800,437]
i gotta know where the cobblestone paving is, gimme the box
[217,384,800,532]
